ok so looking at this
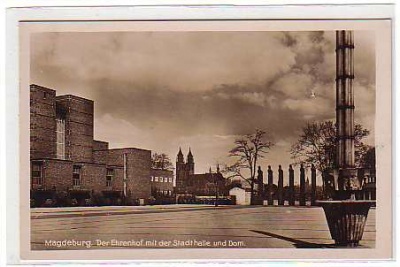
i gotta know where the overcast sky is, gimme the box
[31,30,375,183]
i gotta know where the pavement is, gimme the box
[30,204,241,219]
[31,205,376,250]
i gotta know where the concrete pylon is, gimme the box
[289,165,295,206]
[278,165,284,205]
[336,30,360,197]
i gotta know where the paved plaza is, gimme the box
[31,205,375,250]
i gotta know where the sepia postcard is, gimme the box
[6,5,393,263]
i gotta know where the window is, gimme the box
[169,177,173,183]
[31,162,43,187]
[154,177,158,182]
[56,117,66,159]
[73,166,81,186]
[106,168,114,187]
[150,176,154,182]
[160,177,164,183]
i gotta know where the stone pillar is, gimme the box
[267,165,273,205]
[299,164,306,206]
[311,164,317,206]
[257,166,264,199]
[289,165,295,206]
[278,165,284,205]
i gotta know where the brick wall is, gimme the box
[80,163,107,192]
[36,158,126,195]
[30,85,57,159]
[93,140,109,165]
[41,159,73,191]
[108,148,152,201]
[56,95,94,163]
[112,167,124,192]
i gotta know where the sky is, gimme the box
[30,30,375,184]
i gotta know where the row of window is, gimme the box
[33,163,179,188]
[31,163,115,187]
[155,190,173,196]
[151,176,173,183]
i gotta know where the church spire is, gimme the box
[177,147,184,163]
[187,147,194,164]
[186,147,194,175]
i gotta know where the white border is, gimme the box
[3,2,396,266]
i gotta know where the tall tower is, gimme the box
[335,30,359,193]
[186,148,194,175]
[175,148,186,194]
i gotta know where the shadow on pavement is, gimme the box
[250,230,336,248]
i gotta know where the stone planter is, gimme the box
[317,200,375,247]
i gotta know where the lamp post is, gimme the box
[214,171,219,207]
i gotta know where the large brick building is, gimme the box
[175,148,228,203]
[30,84,151,206]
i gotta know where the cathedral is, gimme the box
[175,148,228,200]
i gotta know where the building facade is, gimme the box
[150,169,174,204]
[30,84,152,206]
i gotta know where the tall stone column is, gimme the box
[289,165,295,206]
[299,164,306,206]
[257,166,264,199]
[278,165,284,205]
[267,166,274,205]
[336,30,360,196]
[311,164,317,206]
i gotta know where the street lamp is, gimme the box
[214,172,219,207]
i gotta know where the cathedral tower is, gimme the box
[175,148,186,194]
[187,148,195,175]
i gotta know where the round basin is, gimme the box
[317,200,375,247]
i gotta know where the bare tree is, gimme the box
[223,129,274,205]
[290,120,370,191]
[151,153,174,171]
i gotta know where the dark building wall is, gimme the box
[39,159,73,191]
[30,85,57,159]
[81,163,124,193]
[80,163,107,192]
[111,167,124,192]
[93,140,109,165]
[186,173,227,196]
[56,95,94,163]
[108,148,152,201]
[32,159,126,196]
